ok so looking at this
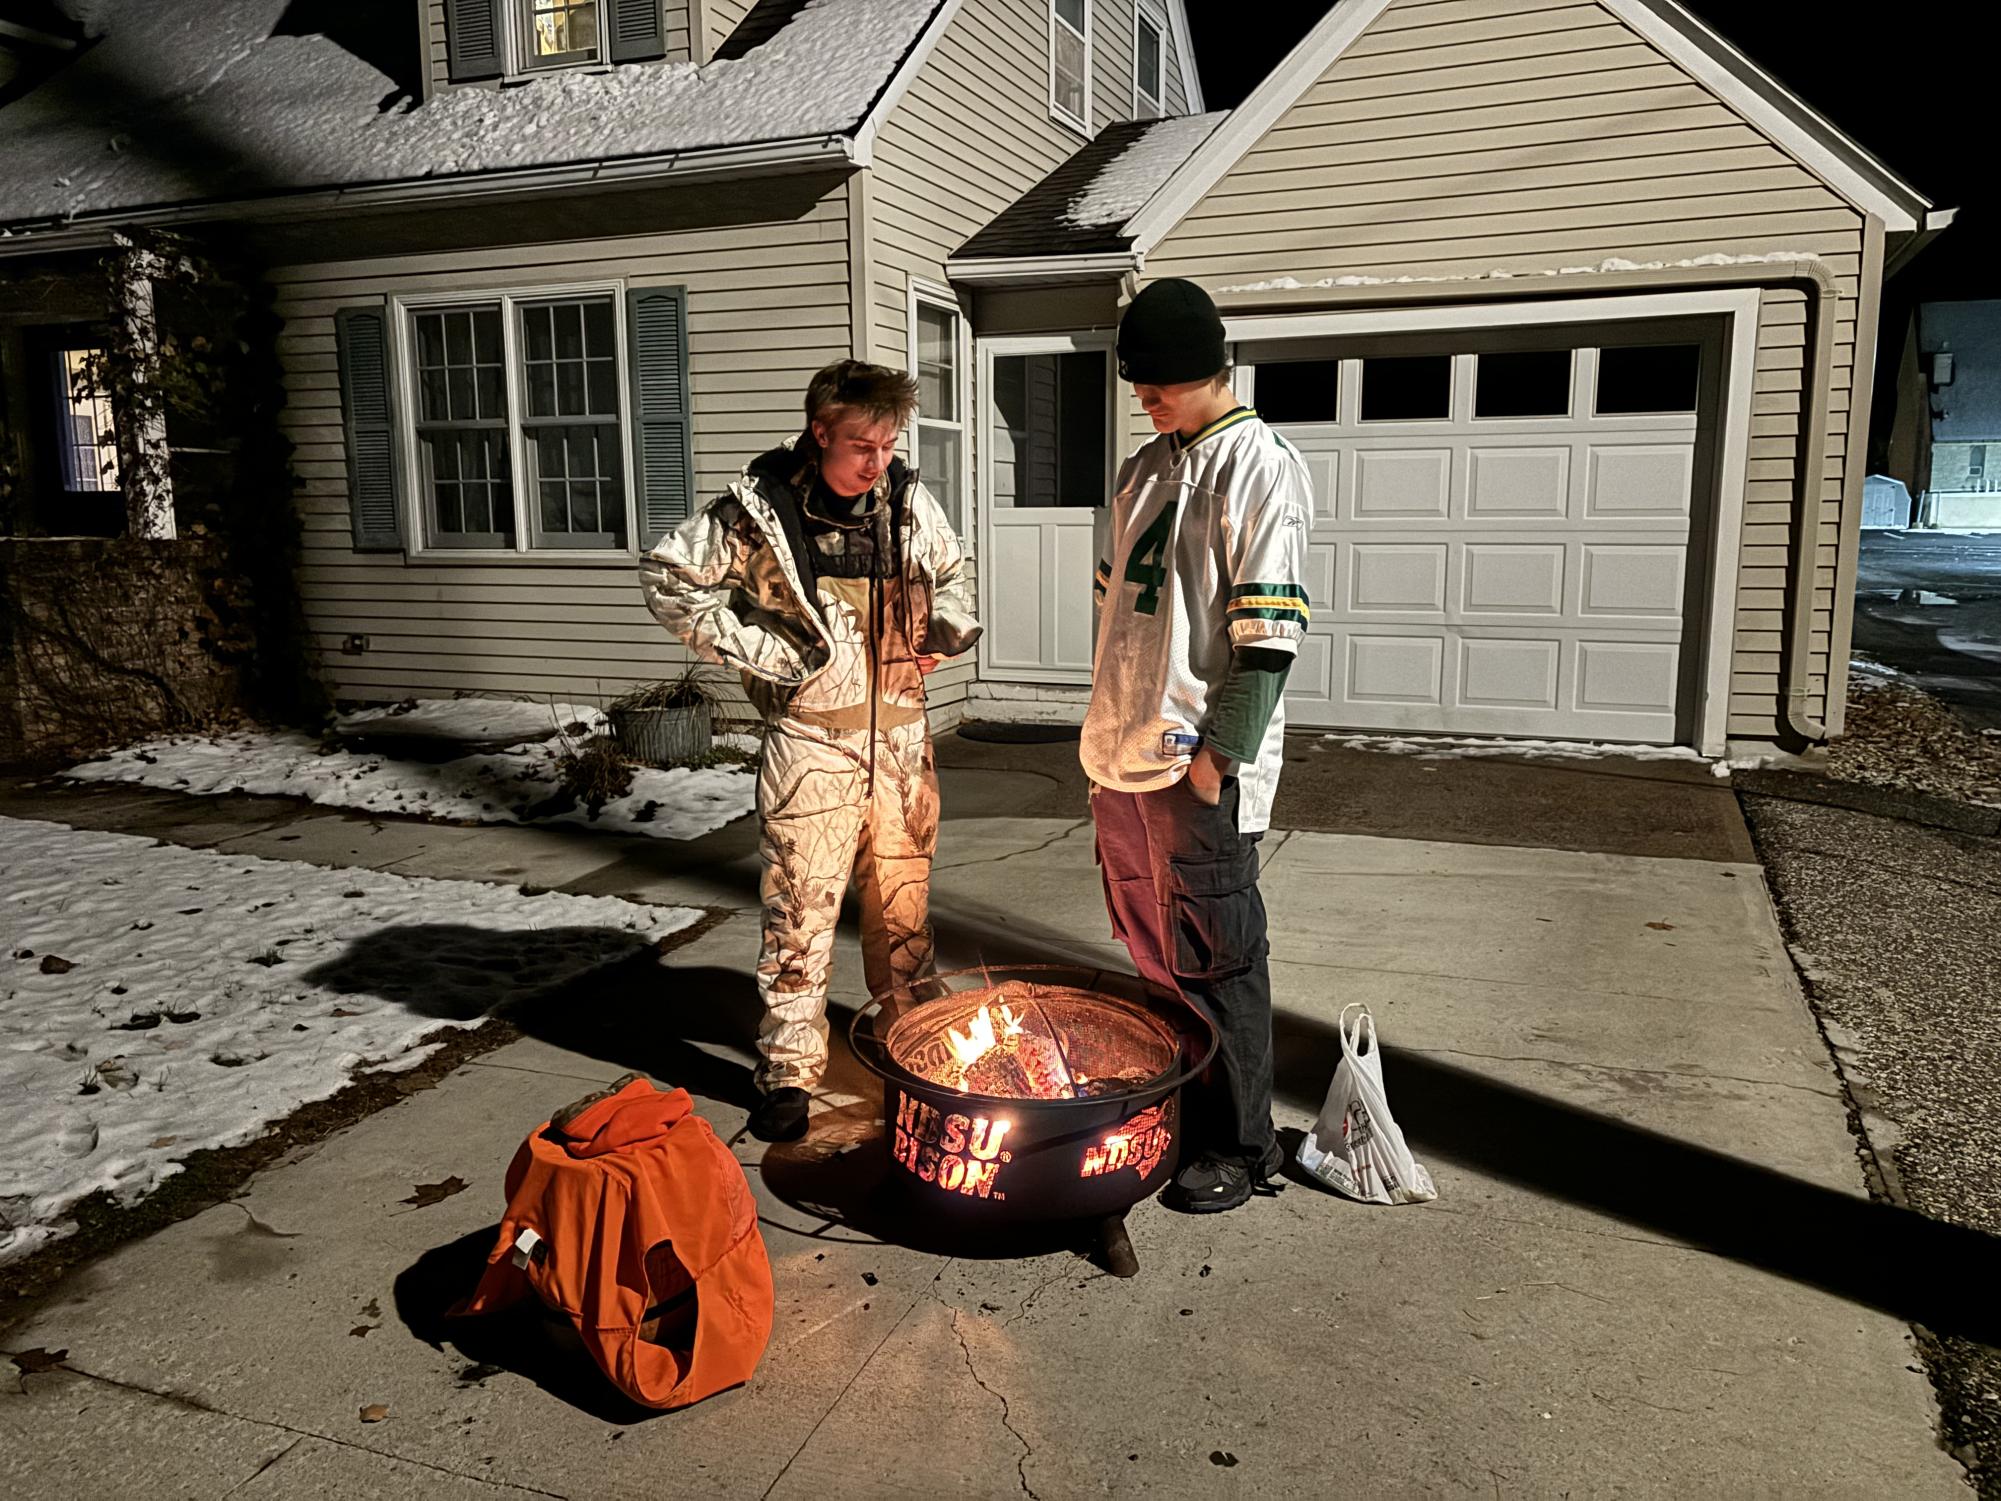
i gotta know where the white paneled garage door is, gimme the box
[1246,326,1721,743]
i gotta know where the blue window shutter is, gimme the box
[628,287,693,550]
[335,307,403,553]
[610,0,667,62]
[446,0,504,81]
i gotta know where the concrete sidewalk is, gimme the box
[0,746,1972,1498]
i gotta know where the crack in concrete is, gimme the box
[29,1361,567,1497]
[946,1302,1039,1500]
[220,1434,304,1497]
[999,1266,1074,1329]
[1399,1044,1841,1100]
[934,819,1092,873]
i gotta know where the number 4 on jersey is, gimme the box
[1122,508,1173,615]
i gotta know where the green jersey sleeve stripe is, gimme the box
[1229,582,1308,601]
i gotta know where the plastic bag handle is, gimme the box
[1339,1002,1375,1059]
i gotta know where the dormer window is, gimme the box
[1050,0,1090,135]
[523,0,602,68]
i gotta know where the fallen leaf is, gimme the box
[165,1010,201,1024]
[39,955,76,974]
[178,908,203,915]
[111,1013,162,1031]
[341,890,366,899]
[1210,1451,1238,1468]
[359,1403,389,1423]
[360,1298,381,1319]
[11,948,32,959]
[861,1271,878,1286]
[456,1363,503,1386]
[330,1007,361,1018]
[402,1176,468,1209]
[11,1348,68,1379]
[150,1135,177,1149]
[1646,922,1677,932]
[349,1325,375,1339]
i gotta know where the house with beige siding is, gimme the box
[0,0,1948,757]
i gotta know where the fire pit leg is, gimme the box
[1091,1213,1140,1279]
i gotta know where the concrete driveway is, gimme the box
[0,742,1978,1498]
[1855,529,2001,729]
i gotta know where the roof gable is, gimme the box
[1123,0,1930,253]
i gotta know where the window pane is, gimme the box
[586,358,617,416]
[1055,0,1085,30]
[416,315,445,369]
[554,303,585,361]
[530,0,598,57]
[993,351,1104,508]
[1360,355,1451,421]
[540,481,568,532]
[583,299,614,357]
[556,361,586,416]
[569,482,601,534]
[1475,350,1573,419]
[444,311,472,367]
[1253,359,1340,424]
[1054,27,1086,119]
[1596,344,1701,415]
[476,365,506,421]
[1137,17,1161,101]
[917,302,957,420]
[448,369,476,421]
[473,309,502,364]
[524,305,552,363]
[918,423,962,528]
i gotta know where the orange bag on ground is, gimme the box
[457,1074,774,1410]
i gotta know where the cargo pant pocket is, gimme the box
[1166,847,1263,981]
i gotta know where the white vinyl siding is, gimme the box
[703,0,752,60]
[279,183,852,705]
[1145,0,1866,739]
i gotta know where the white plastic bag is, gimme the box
[1297,1004,1436,1205]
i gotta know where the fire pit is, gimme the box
[851,964,1217,1275]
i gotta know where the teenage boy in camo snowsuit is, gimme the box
[641,362,980,1143]
[1084,279,1314,1213]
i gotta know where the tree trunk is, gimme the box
[113,247,175,541]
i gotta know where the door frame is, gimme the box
[975,329,1120,686]
[1225,289,1761,757]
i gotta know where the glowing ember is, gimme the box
[885,981,1177,1101]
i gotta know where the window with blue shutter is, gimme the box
[335,307,403,552]
[626,287,693,550]
[446,0,505,81]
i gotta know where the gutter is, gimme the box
[1211,258,1846,749]
[944,251,1140,286]
[0,133,859,257]
[1883,205,1959,282]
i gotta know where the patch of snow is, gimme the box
[1216,253,1824,296]
[1061,112,1222,230]
[0,0,940,226]
[66,726,754,841]
[0,815,700,1264]
[1318,731,1710,766]
[333,698,605,745]
[1917,592,1962,607]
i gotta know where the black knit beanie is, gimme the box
[1116,278,1226,384]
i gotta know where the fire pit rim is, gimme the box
[848,963,1219,1111]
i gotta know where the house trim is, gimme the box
[1161,0,1203,113]
[945,252,1139,286]
[848,171,878,361]
[1826,214,1887,738]
[1222,288,1764,758]
[1132,2,1164,121]
[850,0,968,163]
[907,276,974,536]
[1119,0,1928,257]
[1047,0,1093,139]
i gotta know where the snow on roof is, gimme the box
[1059,111,1221,233]
[0,0,942,228]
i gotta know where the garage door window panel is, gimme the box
[1360,355,1451,423]
[1596,344,1701,416]
[1474,350,1574,420]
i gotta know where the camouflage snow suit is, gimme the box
[640,440,980,1091]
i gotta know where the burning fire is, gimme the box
[937,993,1078,1099]
[945,1002,1025,1072]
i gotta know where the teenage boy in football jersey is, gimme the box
[1082,278,1313,1213]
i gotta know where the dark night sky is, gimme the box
[1182,2,1985,298]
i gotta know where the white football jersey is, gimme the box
[1081,406,1313,834]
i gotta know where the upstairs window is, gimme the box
[1050,0,1089,134]
[1134,10,1163,121]
[910,286,969,533]
[522,0,601,68]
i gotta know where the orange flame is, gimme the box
[944,1001,1024,1076]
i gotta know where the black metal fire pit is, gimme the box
[850,965,1218,1276]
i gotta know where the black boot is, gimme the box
[1166,1140,1284,1214]
[748,1087,811,1143]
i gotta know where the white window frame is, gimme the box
[1048,0,1091,137]
[507,0,607,76]
[390,280,640,563]
[1132,5,1164,121]
[907,278,973,543]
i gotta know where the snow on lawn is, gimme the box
[333,698,606,743]
[66,721,755,842]
[0,815,700,1266]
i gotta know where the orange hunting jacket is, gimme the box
[459,1077,773,1410]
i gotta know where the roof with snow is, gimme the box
[953,111,1222,263]
[0,0,946,232]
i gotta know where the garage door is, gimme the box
[1246,327,1720,743]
